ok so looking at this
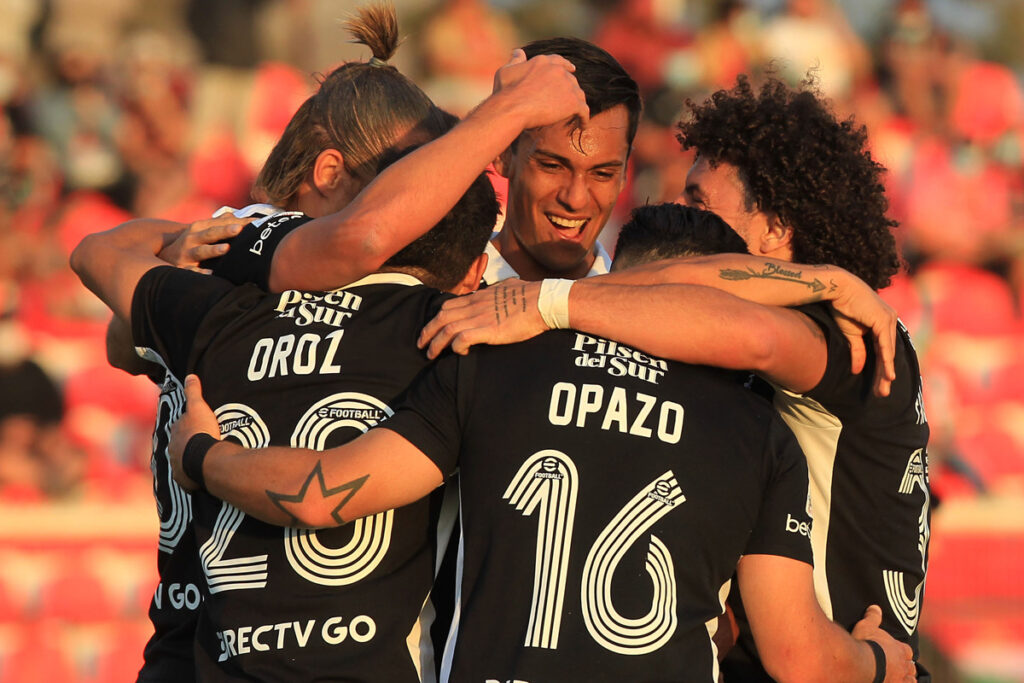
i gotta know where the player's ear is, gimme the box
[311,148,348,196]
[493,139,519,179]
[450,253,489,295]
[760,212,794,257]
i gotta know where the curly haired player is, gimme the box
[418,74,932,681]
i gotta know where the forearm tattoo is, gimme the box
[718,262,839,302]
[266,461,368,526]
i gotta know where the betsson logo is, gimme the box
[785,513,810,537]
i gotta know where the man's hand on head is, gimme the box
[418,279,550,359]
[169,374,222,491]
[491,49,590,131]
[158,216,248,273]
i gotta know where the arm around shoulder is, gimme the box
[737,554,914,683]
[70,219,181,322]
[169,376,445,529]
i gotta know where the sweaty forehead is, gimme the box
[528,105,631,164]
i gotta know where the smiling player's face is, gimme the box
[496,105,630,280]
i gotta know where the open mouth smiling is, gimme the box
[546,214,588,236]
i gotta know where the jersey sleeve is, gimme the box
[743,417,814,565]
[794,303,871,410]
[130,266,237,379]
[379,352,475,479]
[201,212,312,289]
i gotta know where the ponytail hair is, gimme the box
[254,2,440,206]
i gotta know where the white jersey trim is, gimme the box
[438,483,466,683]
[772,386,842,620]
[704,578,732,683]
[213,203,283,219]
[342,272,425,289]
[406,484,458,683]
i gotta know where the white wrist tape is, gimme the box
[538,278,574,329]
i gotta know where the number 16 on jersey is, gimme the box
[504,450,685,656]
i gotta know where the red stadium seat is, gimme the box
[0,624,77,683]
[923,337,1021,409]
[879,272,924,337]
[0,580,21,622]
[92,620,150,683]
[915,263,1019,336]
[36,565,117,623]
[953,422,1024,487]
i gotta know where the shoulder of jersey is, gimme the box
[214,204,306,225]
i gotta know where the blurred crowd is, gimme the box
[0,0,1022,504]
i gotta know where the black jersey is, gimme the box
[132,266,456,682]
[136,371,203,683]
[136,204,289,682]
[199,205,307,290]
[724,303,931,681]
[382,331,813,683]
[774,305,930,651]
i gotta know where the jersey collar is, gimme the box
[483,232,612,285]
[340,272,424,289]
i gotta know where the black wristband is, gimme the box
[182,433,218,490]
[866,639,886,683]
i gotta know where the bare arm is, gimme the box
[268,51,590,292]
[738,554,915,683]
[97,215,248,373]
[70,219,183,322]
[422,253,898,394]
[567,281,828,392]
[595,255,898,393]
[106,314,154,376]
[420,279,828,393]
[168,376,443,528]
[591,255,847,305]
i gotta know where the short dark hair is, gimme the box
[521,37,642,149]
[612,203,749,270]
[378,145,498,291]
[677,75,900,290]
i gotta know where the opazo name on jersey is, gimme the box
[548,381,684,444]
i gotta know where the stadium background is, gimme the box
[0,0,1021,680]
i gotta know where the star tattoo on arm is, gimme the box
[266,461,369,526]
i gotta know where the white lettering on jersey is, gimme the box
[548,382,684,444]
[200,404,271,594]
[153,582,202,611]
[785,513,811,537]
[274,289,362,329]
[504,450,580,649]
[155,382,192,553]
[246,329,345,381]
[884,448,929,635]
[505,452,684,657]
[581,471,683,655]
[216,615,377,662]
[246,212,304,256]
[572,333,668,385]
[284,393,395,586]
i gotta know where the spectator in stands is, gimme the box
[420,0,519,115]
[759,0,871,102]
[0,356,83,499]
